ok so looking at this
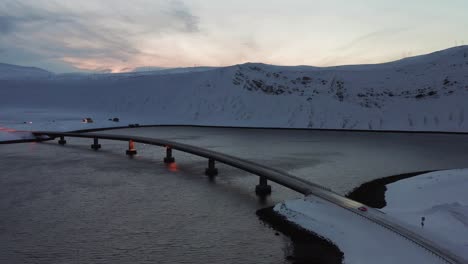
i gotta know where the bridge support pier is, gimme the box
[91,138,101,150]
[58,136,67,145]
[164,147,175,164]
[126,140,137,156]
[255,176,272,196]
[205,158,218,177]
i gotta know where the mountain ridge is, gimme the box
[0,63,52,80]
[1,46,467,132]
[2,45,467,77]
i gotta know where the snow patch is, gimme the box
[383,169,468,261]
[275,169,468,263]
[274,196,447,264]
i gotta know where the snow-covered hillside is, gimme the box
[0,63,53,80]
[133,66,217,74]
[1,46,468,133]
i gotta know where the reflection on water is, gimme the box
[1,127,468,263]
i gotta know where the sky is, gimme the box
[0,0,467,73]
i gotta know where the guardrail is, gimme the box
[32,131,465,264]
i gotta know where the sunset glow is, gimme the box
[1,0,467,73]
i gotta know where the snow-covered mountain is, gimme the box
[141,66,218,74]
[132,66,217,74]
[132,66,168,72]
[1,46,467,132]
[0,63,53,80]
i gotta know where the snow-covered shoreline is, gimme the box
[275,170,468,263]
[382,169,468,261]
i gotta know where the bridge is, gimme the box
[32,130,465,264]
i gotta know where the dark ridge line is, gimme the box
[346,170,435,208]
[1,124,467,145]
[70,124,468,135]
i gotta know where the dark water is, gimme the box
[1,127,468,263]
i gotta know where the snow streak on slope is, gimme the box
[0,46,468,132]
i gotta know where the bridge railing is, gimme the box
[33,131,321,196]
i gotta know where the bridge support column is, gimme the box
[205,158,218,177]
[164,147,175,164]
[255,176,272,196]
[126,140,137,156]
[91,137,101,150]
[58,136,66,145]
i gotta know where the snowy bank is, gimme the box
[0,108,131,141]
[275,169,468,263]
[274,196,447,264]
[383,169,468,261]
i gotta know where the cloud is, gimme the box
[1,1,460,72]
[168,0,200,33]
[314,28,412,66]
[335,28,409,52]
[0,0,202,72]
[0,16,15,34]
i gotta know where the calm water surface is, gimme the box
[1,127,468,263]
